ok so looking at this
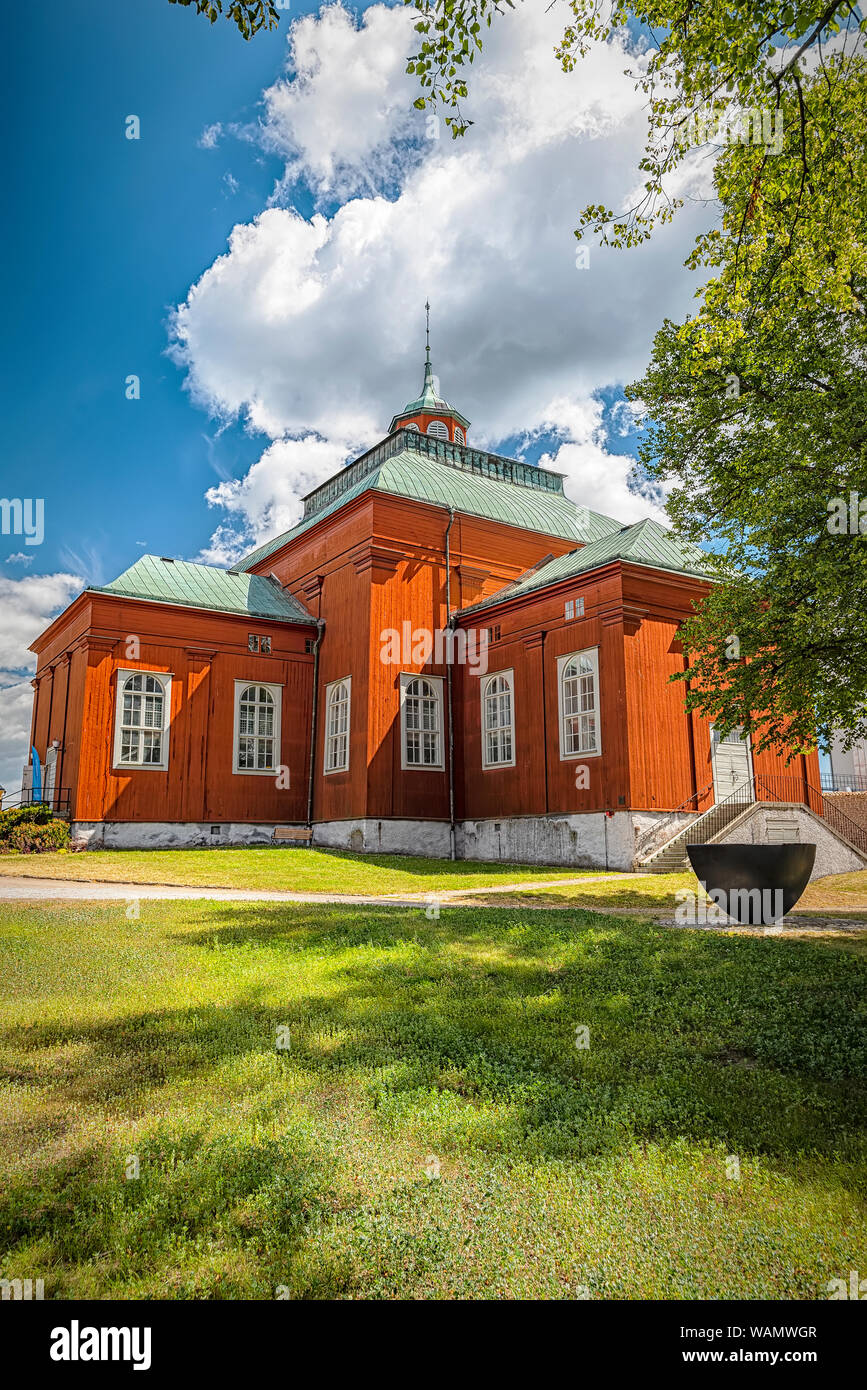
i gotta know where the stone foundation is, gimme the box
[312,818,452,858]
[69,805,867,875]
[71,821,306,850]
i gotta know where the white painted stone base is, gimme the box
[69,813,664,868]
[312,818,452,858]
[71,821,307,850]
[71,805,865,874]
[457,813,638,870]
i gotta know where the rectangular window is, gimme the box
[233,680,282,775]
[400,672,445,770]
[481,670,515,769]
[487,624,501,643]
[557,648,600,759]
[305,637,316,654]
[248,633,272,653]
[260,635,272,654]
[248,634,260,652]
[113,669,172,771]
[324,676,351,774]
[565,597,584,620]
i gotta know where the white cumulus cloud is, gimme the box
[172,3,705,561]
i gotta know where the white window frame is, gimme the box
[426,420,449,440]
[454,426,465,445]
[399,672,445,771]
[233,679,283,776]
[481,670,516,770]
[324,676,351,774]
[557,647,601,760]
[113,668,172,771]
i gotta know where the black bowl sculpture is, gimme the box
[686,843,816,925]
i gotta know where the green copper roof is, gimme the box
[90,554,317,624]
[462,518,711,613]
[238,429,622,571]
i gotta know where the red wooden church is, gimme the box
[27,337,825,869]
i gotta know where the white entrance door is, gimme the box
[710,726,754,802]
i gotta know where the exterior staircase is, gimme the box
[637,774,867,873]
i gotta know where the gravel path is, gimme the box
[0,876,861,932]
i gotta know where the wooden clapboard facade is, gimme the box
[27,351,820,865]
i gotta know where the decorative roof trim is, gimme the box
[83,586,319,627]
[300,427,566,523]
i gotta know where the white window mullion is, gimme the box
[557,648,601,760]
[481,670,515,770]
[233,680,282,775]
[400,673,444,771]
[113,669,172,772]
[324,677,351,774]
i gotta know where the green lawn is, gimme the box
[0,847,605,896]
[1,899,865,1299]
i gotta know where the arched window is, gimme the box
[234,682,281,772]
[482,671,515,769]
[115,671,169,768]
[454,427,465,445]
[325,677,351,773]
[405,422,420,432]
[400,673,444,769]
[426,420,449,440]
[558,649,600,758]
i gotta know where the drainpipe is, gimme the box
[56,654,72,815]
[306,618,325,830]
[540,630,549,814]
[444,506,456,861]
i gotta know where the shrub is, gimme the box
[0,803,55,839]
[4,820,70,854]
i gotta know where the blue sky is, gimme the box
[1,0,706,792]
[4,0,319,583]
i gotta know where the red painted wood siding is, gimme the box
[31,596,313,823]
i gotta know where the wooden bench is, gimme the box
[273,826,313,843]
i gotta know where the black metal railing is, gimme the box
[634,780,713,860]
[640,773,867,863]
[821,772,867,793]
[300,427,566,521]
[0,788,72,820]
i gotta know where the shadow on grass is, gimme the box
[5,904,866,1159]
[2,902,866,1296]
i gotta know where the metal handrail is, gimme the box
[634,780,714,858]
[300,427,566,521]
[1,788,72,820]
[641,772,867,862]
[821,773,867,793]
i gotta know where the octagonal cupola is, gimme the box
[389,302,471,445]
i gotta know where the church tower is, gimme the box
[389,302,471,445]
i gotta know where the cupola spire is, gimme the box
[388,301,471,443]
[422,299,435,395]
